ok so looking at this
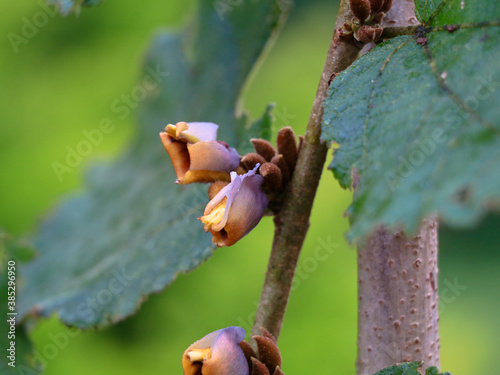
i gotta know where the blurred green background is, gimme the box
[0,0,499,374]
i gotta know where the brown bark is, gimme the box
[356,218,440,374]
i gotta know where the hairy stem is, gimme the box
[251,0,360,341]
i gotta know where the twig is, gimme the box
[251,0,360,341]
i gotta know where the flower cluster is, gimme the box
[341,0,394,43]
[160,122,299,247]
[182,326,285,375]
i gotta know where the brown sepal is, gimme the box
[260,163,283,192]
[355,25,383,43]
[251,139,276,162]
[208,181,229,200]
[379,0,393,13]
[369,0,384,13]
[271,155,290,184]
[349,0,371,23]
[372,11,385,24]
[159,133,190,181]
[276,127,298,173]
[253,334,282,374]
[297,135,304,155]
[259,327,277,344]
[177,170,232,185]
[272,366,285,375]
[242,153,267,171]
[251,358,270,375]
[239,341,257,372]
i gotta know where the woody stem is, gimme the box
[251,0,360,342]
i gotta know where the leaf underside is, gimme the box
[322,0,500,240]
[18,0,285,328]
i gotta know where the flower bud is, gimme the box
[276,127,298,173]
[355,25,383,43]
[160,122,240,184]
[250,139,277,162]
[369,0,384,13]
[241,153,267,171]
[379,0,393,13]
[199,164,268,247]
[260,162,283,192]
[182,327,249,375]
[349,0,371,23]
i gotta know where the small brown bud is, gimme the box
[251,357,271,375]
[276,127,298,173]
[349,0,371,23]
[271,154,290,184]
[259,327,277,344]
[208,181,229,200]
[242,153,267,171]
[239,341,257,372]
[355,25,383,43]
[372,11,385,24]
[253,333,282,374]
[260,162,283,191]
[272,367,285,375]
[297,135,304,155]
[417,37,428,46]
[379,0,393,13]
[369,0,384,13]
[251,139,276,162]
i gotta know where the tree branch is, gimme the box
[356,218,440,374]
[251,0,360,341]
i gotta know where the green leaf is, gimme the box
[236,103,275,154]
[426,366,452,375]
[0,229,41,374]
[414,0,440,23]
[370,362,422,375]
[322,3,500,240]
[48,0,104,15]
[18,0,287,328]
[415,0,500,25]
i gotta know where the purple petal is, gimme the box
[219,173,268,245]
[204,327,249,375]
[188,141,240,173]
[204,165,260,232]
[185,122,219,142]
